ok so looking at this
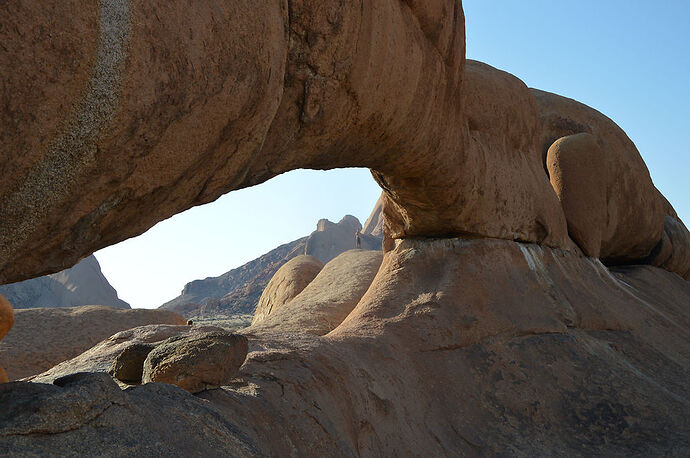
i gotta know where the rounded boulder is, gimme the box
[142,331,248,394]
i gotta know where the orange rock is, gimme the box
[0,294,13,342]
[252,255,324,326]
[547,133,607,257]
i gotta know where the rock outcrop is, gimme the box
[162,215,382,319]
[251,255,324,326]
[546,133,607,257]
[250,250,383,336]
[2,239,688,456]
[0,306,186,381]
[0,255,129,309]
[142,331,248,394]
[0,1,688,455]
[304,215,381,264]
[160,238,308,318]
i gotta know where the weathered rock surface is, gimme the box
[108,343,155,384]
[29,324,225,384]
[0,255,129,309]
[160,237,308,318]
[1,239,688,456]
[162,215,381,319]
[142,331,248,394]
[0,306,186,381]
[362,194,384,238]
[249,250,383,336]
[0,2,688,456]
[305,215,381,264]
[533,88,667,263]
[547,133,607,257]
[251,255,323,326]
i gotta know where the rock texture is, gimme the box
[29,324,225,384]
[0,306,186,381]
[142,331,248,394]
[249,250,383,336]
[251,255,323,326]
[547,133,607,257]
[305,215,381,264]
[160,238,308,318]
[162,215,381,319]
[0,1,688,455]
[0,255,129,309]
[533,88,667,264]
[2,239,688,456]
[108,343,155,384]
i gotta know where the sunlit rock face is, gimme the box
[0,0,688,456]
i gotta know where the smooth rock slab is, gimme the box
[142,331,248,393]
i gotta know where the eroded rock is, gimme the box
[108,343,155,384]
[142,331,248,393]
[252,255,324,326]
[0,306,185,381]
[547,133,607,257]
[249,250,383,336]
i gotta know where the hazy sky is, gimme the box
[97,2,689,309]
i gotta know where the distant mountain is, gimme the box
[0,255,130,309]
[160,214,382,319]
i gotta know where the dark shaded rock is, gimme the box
[108,343,155,384]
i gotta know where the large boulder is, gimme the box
[249,250,383,336]
[304,215,381,264]
[142,331,249,394]
[546,133,607,257]
[0,306,186,381]
[251,255,323,326]
[533,89,666,263]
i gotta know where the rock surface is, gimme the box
[0,306,186,381]
[1,239,688,456]
[547,133,607,257]
[249,250,383,336]
[251,255,323,326]
[305,215,381,264]
[161,215,381,319]
[108,343,155,384]
[0,2,688,455]
[142,331,249,394]
[0,255,129,309]
[533,89,666,263]
[160,237,308,318]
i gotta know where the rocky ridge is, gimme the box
[0,255,129,310]
[161,215,382,319]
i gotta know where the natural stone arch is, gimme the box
[0,0,687,284]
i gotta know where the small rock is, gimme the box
[109,343,156,384]
[0,365,7,384]
[142,331,248,394]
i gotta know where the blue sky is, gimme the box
[97,2,689,309]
